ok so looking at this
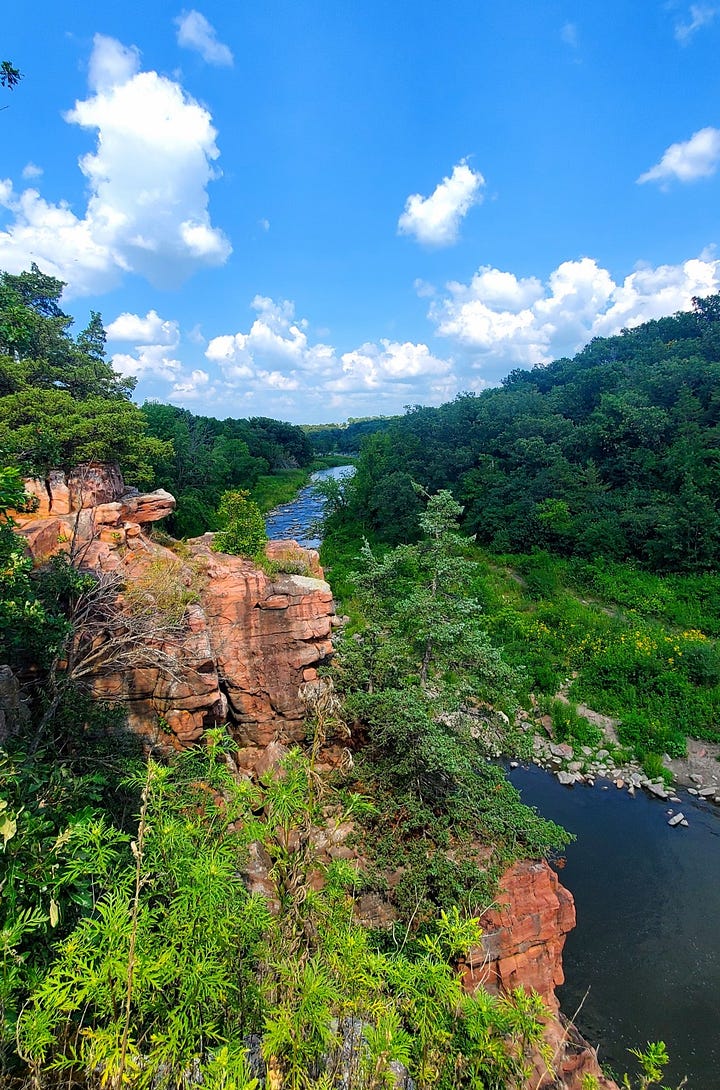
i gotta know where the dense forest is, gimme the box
[334,294,720,570]
[302,416,395,455]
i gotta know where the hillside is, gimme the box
[340,294,720,569]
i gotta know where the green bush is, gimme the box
[548,699,603,747]
[212,489,268,559]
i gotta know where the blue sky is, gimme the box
[3,1,720,423]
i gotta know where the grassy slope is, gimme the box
[473,550,720,760]
[322,516,720,763]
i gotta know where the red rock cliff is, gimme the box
[468,860,617,1090]
[13,464,338,758]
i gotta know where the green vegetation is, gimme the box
[1,61,22,91]
[213,489,268,560]
[5,734,556,1090]
[251,467,311,513]
[327,492,570,923]
[0,266,169,486]
[142,403,314,536]
[303,416,397,455]
[322,295,720,768]
[340,294,720,572]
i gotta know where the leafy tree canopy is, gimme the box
[342,294,720,572]
[0,265,168,484]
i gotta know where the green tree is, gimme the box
[0,61,21,91]
[0,266,168,483]
[212,489,268,559]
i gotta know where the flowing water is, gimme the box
[264,464,355,548]
[508,764,720,1088]
[264,478,719,1088]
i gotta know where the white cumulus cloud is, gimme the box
[398,160,485,246]
[430,253,720,370]
[170,369,211,398]
[107,308,184,381]
[201,296,455,417]
[106,309,180,345]
[0,34,230,297]
[175,10,234,66]
[21,162,43,180]
[637,126,720,186]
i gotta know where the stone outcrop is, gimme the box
[13,464,177,571]
[468,860,617,1090]
[13,463,338,756]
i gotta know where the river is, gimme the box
[264,464,355,548]
[265,476,719,1089]
[509,765,720,1088]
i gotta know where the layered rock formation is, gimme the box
[13,465,337,756]
[471,861,617,1090]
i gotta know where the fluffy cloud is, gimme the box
[106,309,180,345]
[398,160,485,246]
[637,127,720,186]
[327,340,452,395]
[21,162,43,180]
[430,253,720,369]
[175,10,234,66]
[206,296,334,383]
[107,308,184,381]
[202,295,455,416]
[674,4,717,43]
[170,369,211,399]
[0,34,230,297]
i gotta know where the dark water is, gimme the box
[264,465,355,548]
[508,765,720,1088]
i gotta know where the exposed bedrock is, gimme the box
[14,463,337,753]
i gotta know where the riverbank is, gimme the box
[517,695,720,810]
[252,456,355,514]
[509,762,720,1089]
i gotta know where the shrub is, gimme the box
[548,699,603,747]
[212,489,267,559]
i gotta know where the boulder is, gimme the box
[128,489,176,524]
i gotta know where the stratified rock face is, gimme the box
[468,859,575,1010]
[14,464,177,569]
[467,860,617,1090]
[90,548,335,750]
[14,463,338,753]
[188,539,335,747]
[22,465,126,516]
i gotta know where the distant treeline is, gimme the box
[142,404,314,537]
[342,294,720,571]
[303,416,396,454]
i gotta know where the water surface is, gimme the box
[508,764,720,1088]
[264,465,354,548]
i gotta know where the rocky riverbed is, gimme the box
[514,701,720,823]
